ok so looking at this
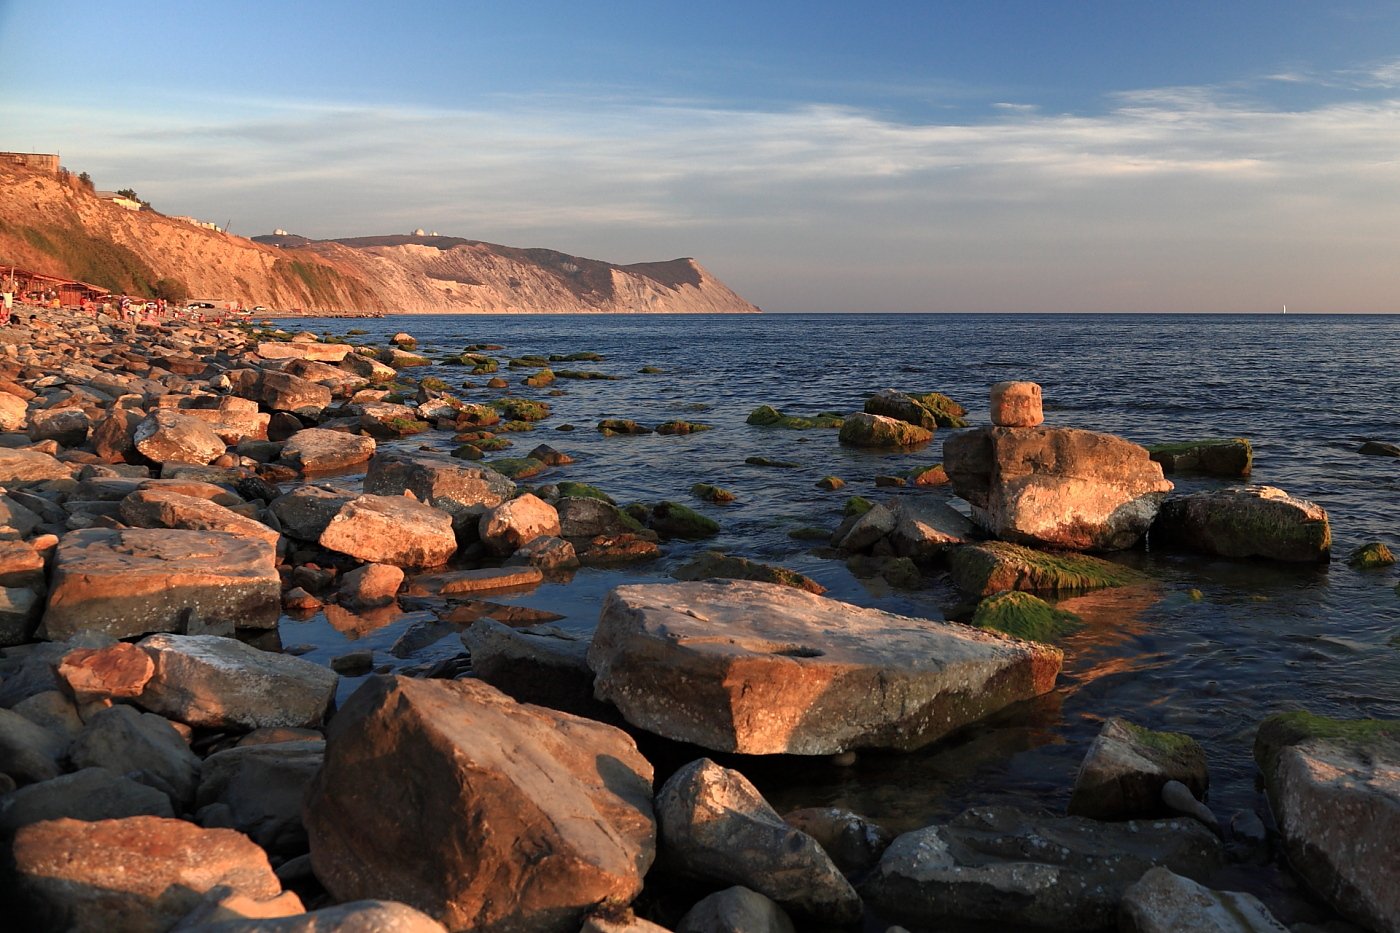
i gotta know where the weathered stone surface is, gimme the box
[0,766,175,836]
[1068,717,1209,820]
[676,887,796,933]
[177,900,448,932]
[133,409,229,465]
[0,390,26,431]
[138,632,339,731]
[1119,867,1287,933]
[338,562,404,608]
[479,492,561,556]
[888,497,976,562]
[281,427,376,473]
[0,447,71,484]
[363,449,514,529]
[67,703,202,806]
[1148,438,1253,476]
[319,494,457,569]
[304,676,656,933]
[57,641,155,701]
[10,816,285,932]
[557,496,640,539]
[257,340,352,363]
[0,584,42,646]
[506,534,579,573]
[1253,711,1400,933]
[589,580,1063,755]
[197,739,324,855]
[989,380,1043,427]
[834,502,896,552]
[1153,485,1331,563]
[235,369,333,417]
[462,620,607,720]
[948,539,1150,596]
[269,485,350,542]
[862,806,1223,931]
[172,398,272,445]
[0,491,42,538]
[41,528,281,640]
[658,758,861,923]
[944,425,1172,551]
[782,807,894,875]
[422,565,545,595]
[119,488,281,547]
[29,405,90,446]
[91,407,144,461]
[838,412,933,448]
[0,705,66,784]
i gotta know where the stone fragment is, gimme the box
[304,676,656,932]
[558,495,640,539]
[0,705,66,784]
[1153,485,1331,563]
[57,641,155,701]
[989,380,1044,427]
[887,497,976,562]
[589,580,1062,755]
[119,488,281,547]
[29,406,90,446]
[506,534,579,573]
[256,340,352,362]
[281,427,376,473]
[1147,438,1253,476]
[0,390,27,431]
[1119,866,1287,933]
[0,584,43,646]
[133,409,228,465]
[91,407,144,462]
[1068,717,1209,820]
[235,369,333,417]
[428,565,544,595]
[479,492,561,556]
[319,494,457,569]
[657,758,861,923]
[676,887,796,933]
[269,486,350,541]
[41,528,281,640]
[835,501,896,552]
[10,816,285,932]
[782,807,894,874]
[67,703,202,806]
[138,633,339,730]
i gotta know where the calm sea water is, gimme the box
[277,312,1400,908]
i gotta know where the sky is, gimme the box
[3,1,1400,312]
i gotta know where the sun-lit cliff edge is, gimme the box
[0,164,760,314]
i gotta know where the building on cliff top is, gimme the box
[94,191,143,211]
[0,152,59,174]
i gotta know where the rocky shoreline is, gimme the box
[0,305,1394,932]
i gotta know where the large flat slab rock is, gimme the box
[319,494,457,569]
[588,580,1063,755]
[40,528,281,640]
[363,449,515,530]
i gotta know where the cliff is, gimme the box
[0,165,759,314]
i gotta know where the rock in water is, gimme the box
[303,675,656,932]
[861,806,1223,931]
[838,412,933,448]
[1152,485,1331,563]
[1068,717,1209,820]
[1119,867,1286,932]
[1147,438,1253,476]
[948,540,1149,596]
[588,580,1062,755]
[944,425,1172,551]
[1253,711,1400,932]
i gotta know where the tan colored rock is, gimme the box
[319,494,457,569]
[0,390,26,431]
[430,565,544,595]
[479,492,561,556]
[304,676,656,932]
[41,528,281,640]
[338,562,404,608]
[29,406,91,446]
[989,380,1044,427]
[233,369,333,417]
[589,580,1063,755]
[179,397,272,444]
[138,632,339,730]
[281,427,376,473]
[257,340,352,362]
[175,899,446,932]
[57,642,155,701]
[119,488,281,547]
[11,816,285,933]
[133,409,229,465]
[944,425,1173,551]
[0,447,71,484]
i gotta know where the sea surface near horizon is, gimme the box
[276,311,1399,907]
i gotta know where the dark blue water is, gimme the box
[277,313,1400,862]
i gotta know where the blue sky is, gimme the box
[4,1,1400,312]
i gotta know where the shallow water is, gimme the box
[276,312,1400,916]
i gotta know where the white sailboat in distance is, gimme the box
[1281,303,1287,314]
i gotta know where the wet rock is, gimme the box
[558,495,642,538]
[196,739,324,856]
[363,449,515,530]
[0,766,176,836]
[1358,440,1400,457]
[672,551,825,595]
[1119,866,1286,932]
[506,534,579,573]
[864,388,966,430]
[861,806,1224,931]
[638,500,719,540]
[1068,717,1209,820]
[1347,541,1395,568]
[10,816,286,932]
[304,676,656,932]
[782,806,895,874]
[1253,711,1400,932]
[1148,438,1253,476]
[658,758,861,923]
[319,494,457,569]
[589,580,1062,754]
[68,704,202,807]
[944,425,1172,551]
[40,528,281,640]
[133,409,229,465]
[948,539,1149,597]
[338,562,404,608]
[138,632,338,730]
[676,887,796,933]
[478,492,561,556]
[1153,485,1331,563]
[745,405,843,429]
[1160,779,1219,832]
[834,501,896,552]
[579,534,663,565]
[119,488,280,547]
[427,565,544,595]
[838,412,933,448]
[970,590,1083,642]
[280,427,376,473]
[989,380,1044,427]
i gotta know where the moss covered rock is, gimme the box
[745,405,844,429]
[488,457,548,480]
[637,501,719,539]
[550,351,604,362]
[816,476,845,491]
[597,419,653,436]
[1068,717,1209,820]
[1147,438,1253,476]
[1347,541,1395,569]
[864,389,967,430]
[556,370,619,380]
[655,421,713,435]
[838,413,933,448]
[949,541,1149,597]
[691,483,736,504]
[555,481,615,504]
[522,369,555,388]
[1152,485,1330,563]
[970,591,1083,642]
[491,398,551,422]
[673,551,825,595]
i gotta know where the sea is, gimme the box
[276,311,1400,915]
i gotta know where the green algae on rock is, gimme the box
[691,483,736,504]
[949,540,1150,597]
[844,496,874,517]
[597,419,653,436]
[816,476,845,491]
[491,398,551,422]
[635,500,719,539]
[745,456,801,468]
[863,389,968,430]
[487,458,548,480]
[554,481,615,504]
[655,420,714,435]
[970,590,1084,642]
[673,550,825,594]
[745,405,844,429]
[1347,541,1395,569]
[1147,438,1252,476]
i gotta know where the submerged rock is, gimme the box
[1153,485,1331,563]
[948,540,1149,597]
[970,590,1083,642]
[1147,438,1253,476]
[1347,541,1395,569]
[588,580,1062,755]
[1068,717,1209,821]
[672,551,825,595]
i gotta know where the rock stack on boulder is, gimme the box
[944,381,1173,551]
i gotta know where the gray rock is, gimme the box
[195,739,324,856]
[1119,866,1286,932]
[67,703,202,808]
[676,886,796,933]
[133,409,228,465]
[0,705,67,785]
[0,766,176,836]
[1153,485,1331,563]
[269,485,350,541]
[656,758,861,924]
[835,502,896,552]
[10,690,85,742]
[281,427,376,473]
[1068,717,1209,821]
[782,806,894,874]
[557,495,637,539]
[888,496,976,562]
[363,449,514,531]
[1161,779,1219,833]
[462,619,608,720]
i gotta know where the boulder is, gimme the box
[29,406,90,447]
[338,562,404,608]
[0,767,176,836]
[10,816,286,932]
[657,758,861,924]
[1068,717,1209,820]
[833,502,895,552]
[1152,485,1331,563]
[588,580,1062,754]
[235,369,333,417]
[989,380,1043,427]
[67,703,202,807]
[0,585,43,646]
[281,427,376,473]
[138,632,339,730]
[479,493,561,556]
[887,497,976,562]
[506,535,579,573]
[838,412,933,448]
[41,528,281,640]
[0,447,72,484]
[0,391,26,431]
[133,409,228,465]
[119,488,281,548]
[56,641,155,701]
[557,496,641,539]
[672,551,824,595]
[948,539,1150,597]
[269,486,351,542]
[461,620,607,721]
[676,887,796,933]
[970,590,1083,642]
[1147,438,1253,476]
[863,388,945,430]
[319,494,457,569]
[303,676,656,932]
[196,739,324,856]
[861,806,1223,931]
[256,340,352,362]
[1253,711,1400,932]
[91,407,144,462]
[781,807,894,875]
[0,705,66,784]
[178,397,272,445]
[1119,867,1287,933]
[944,426,1172,551]
[363,450,515,530]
